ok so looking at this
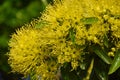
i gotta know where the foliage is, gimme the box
[8,0,120,80]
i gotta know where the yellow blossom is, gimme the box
[8,0,120,79]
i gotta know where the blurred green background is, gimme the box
[0,0,52,79]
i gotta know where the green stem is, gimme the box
[83,58,94,80]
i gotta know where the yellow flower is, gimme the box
[8,26,40,75]
[8,0,120,79]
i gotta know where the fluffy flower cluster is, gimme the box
[8,0,120,79]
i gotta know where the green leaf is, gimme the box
[108,49,120,74]
[94,59,108,80]
[80,17,98,24]
[69,28,75,45]
[96,69,108,80]
[103,34,109,48]
[91,46,112,64]
[35,20,49,28]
